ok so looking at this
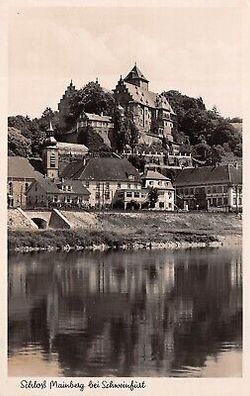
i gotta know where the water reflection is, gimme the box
[8,248,242,377]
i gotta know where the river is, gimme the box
[8,247,242,377]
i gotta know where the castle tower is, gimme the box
[124,63,149,91]
[43,122,59,179]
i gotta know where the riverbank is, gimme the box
[8,212,242,253]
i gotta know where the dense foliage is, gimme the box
[8,84,242,167]
[162,90,242,162]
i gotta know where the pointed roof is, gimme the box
[142,170,171,181]
[125,64,149,83]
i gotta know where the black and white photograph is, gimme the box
[5,1,244,387]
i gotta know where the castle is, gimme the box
[113,64,175,142]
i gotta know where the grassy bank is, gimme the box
[8,212,242,252]
[8,228,220,252]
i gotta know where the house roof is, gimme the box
[57,142,89,153]
[123,82,175,113]
[82,113,113,123]
[174,165,242,187]
[8,156,43,179]
[61,158,141,182]
[30,178,90,195]
[125,64,149,83]
[142,170,171,181]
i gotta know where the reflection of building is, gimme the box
[114,64,175,141]
[174,164,242,211]
[8,249,242,377]
[8,156,42,208]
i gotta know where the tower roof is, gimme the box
[124,64,149,83]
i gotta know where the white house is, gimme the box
[141,170,175,211]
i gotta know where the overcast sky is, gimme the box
[8,6,242,118]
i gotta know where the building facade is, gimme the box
[142,170,175,211]
[8,156,42,208]
[113,64,175,141]
[61,157,141,209]
[27,178,90,209]
[174,164,242,211]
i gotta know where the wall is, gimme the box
[49,209,71,229]
[8,178,34,208]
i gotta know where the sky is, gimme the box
[8,6,243,118]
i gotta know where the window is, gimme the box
[96,182,100,189]
[184,188,188,195]
[126,192,132,198]
[233,198,237,205]
[8,182,13,195]
[212,186,217,194]
[134,192,140,198]
[67,185,72,191]
[217,186,222,193]
[207,187,211,194]
[50,152,56,168]
[224,197,228,205]
[212,198,217,206]
[168,192,172,197]
[190,188,194,195]
[149,181,153,186]
[159,202,164,208]
[239,197,242,205]
[127,183,131,189]
[158,181,162,186]
[168,203,172,209]
[25,182,29,193]
[95,192,100,199]
[218,197,222,206]
[105,192,110,199]
[117,183,121,188]
[106,182,110,189]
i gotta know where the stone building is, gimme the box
[42,122,59,179]
[113,64,175,142]
[174,164,242,211]
[8,156,42,208]
[57,80,77,130]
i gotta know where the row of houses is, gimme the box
[8,154,242,212]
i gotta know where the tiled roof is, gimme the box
[84,113,113,123]
[123,82,175,113]
[8,156,43,179]
[174,165,242,187]
[142,170,171,181]
[33,178,90,195]
[35,178,59,194]
[125,65,149,82]
[57,142,89,153]
[61,158,141,182]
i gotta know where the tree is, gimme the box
[112,106,139,153]
[128,155,146,172]
[209,145,226,166]
[147,187,159,209]
[8,127,32,157]
[78,125,111,154]
[67,81,115,125]
[194,188,207,210]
